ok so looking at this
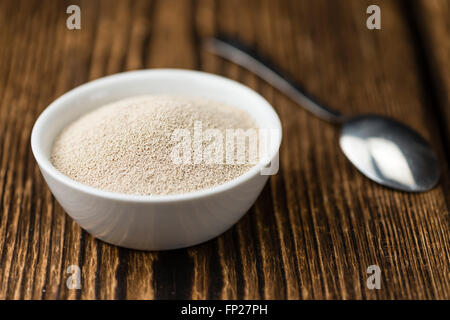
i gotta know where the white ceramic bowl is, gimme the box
[31,69,282,250]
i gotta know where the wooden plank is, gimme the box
[0,0,448,300]
[414,0,450,149]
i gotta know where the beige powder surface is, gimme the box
[51,95,259,195]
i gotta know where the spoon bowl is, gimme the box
[340,115,440,192]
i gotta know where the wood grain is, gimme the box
[0,0,448,300]
[414,0,450,150]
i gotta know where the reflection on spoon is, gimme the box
[341,135,416,188]
[368,137,416,187]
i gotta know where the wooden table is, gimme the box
[0,0,448,300]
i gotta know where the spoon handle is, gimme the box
[204,36,344,123]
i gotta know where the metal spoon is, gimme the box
[204,36,440,192]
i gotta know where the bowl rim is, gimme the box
[31,69,282,203]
